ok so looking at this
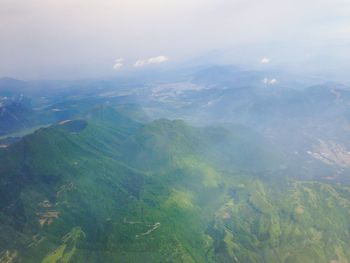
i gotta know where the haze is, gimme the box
[1,0,350,79]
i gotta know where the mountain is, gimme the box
[0,96,31,134]
[0,107,349,263]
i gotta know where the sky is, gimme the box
[1,0,350,79]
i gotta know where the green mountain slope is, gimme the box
[0,107,349,263]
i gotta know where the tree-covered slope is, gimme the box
[0,107,349,263]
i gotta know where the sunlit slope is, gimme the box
[210,176,350,263]
[0,107,349,263]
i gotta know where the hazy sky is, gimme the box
[1,0,350,79]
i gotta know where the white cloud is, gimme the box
[263,77,278,85]
[270,78,277,84]
[148,56,168,64]
[134,60,146,67]
[260,57,270,64]
[134,56,169,67]
[113,58,124,70]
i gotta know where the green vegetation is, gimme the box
[0,107,349,262]
[41,227,85,263]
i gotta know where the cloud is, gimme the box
[260,57,270,64]
[263,78,278,85]
[134,56,169,67]
[270,78,277,84]
[113,58,124,70]
[1,0,350,78]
